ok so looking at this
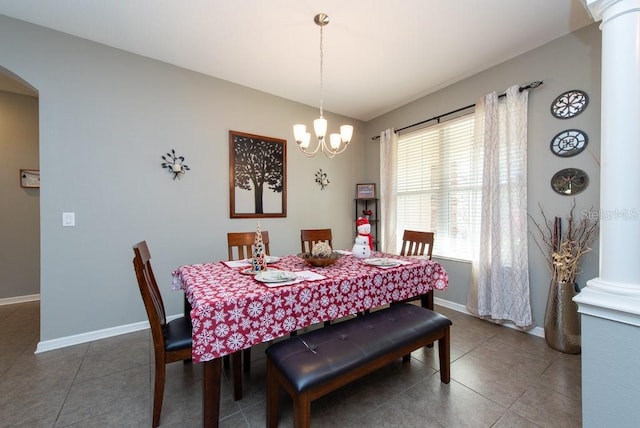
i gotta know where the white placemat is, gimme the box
[363,258,413,269]
[222,259,252,268]
[258,270,326,288]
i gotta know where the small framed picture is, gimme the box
[20,169,40,188]
[356,183,376,199]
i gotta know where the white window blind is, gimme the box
[396,113,480,260]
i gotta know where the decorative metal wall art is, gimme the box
[550,89,589,119]
[550,129,588,157]
[551,168,589,195]
[229,130,287,218]
[161,149,190,179]
[315,169,329,190]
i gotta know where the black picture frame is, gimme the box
[229,130,287,218]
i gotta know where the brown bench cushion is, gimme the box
[265,303,452,392]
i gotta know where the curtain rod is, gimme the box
[371,80,543,140]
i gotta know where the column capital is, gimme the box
[581,0,640,22]
[574,277,640,327]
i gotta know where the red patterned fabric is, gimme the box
[171,253,448,363]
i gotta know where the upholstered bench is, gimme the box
[265,303,452,428]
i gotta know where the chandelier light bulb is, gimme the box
[313,117,328,140]
[293,124,307,141]
[329,133,341,149]
[340,125,354,144]
[301,132,311,149]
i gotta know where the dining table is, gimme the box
[171,251,448,428]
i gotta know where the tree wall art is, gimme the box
[229,130,287,218]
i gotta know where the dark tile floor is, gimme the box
[0,301,581,427]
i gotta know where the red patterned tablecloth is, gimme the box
[171,252,448,363]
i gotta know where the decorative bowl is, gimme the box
[299,252,342,267]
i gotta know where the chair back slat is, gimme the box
[300,229,333,253]
[227,231,270,260]
[400,230,434,259]
[133,241,167,349]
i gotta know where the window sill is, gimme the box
[433,255,472,264]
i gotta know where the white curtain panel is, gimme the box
[379,129,398,253]
[468,85,532,328]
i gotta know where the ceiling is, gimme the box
[0,1,594,121]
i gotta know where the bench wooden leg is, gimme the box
[266,360,280,428]
[438,326,451,383]
[292,391,312,428]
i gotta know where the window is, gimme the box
[396,113,479,260]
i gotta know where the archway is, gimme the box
[0,65,40,308]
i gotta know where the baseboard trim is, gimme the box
[35,314,182,354]
[0,294,40,306]
[35,298,545,354]
[434,297,545,338]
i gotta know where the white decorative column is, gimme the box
[577,1,640,426]
[578,0,640,325]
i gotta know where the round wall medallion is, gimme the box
[550,129,588,157]
[550,89,589,119]
[551,168,589,195]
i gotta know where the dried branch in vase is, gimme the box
[528,199,599,284]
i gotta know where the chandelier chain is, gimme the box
[319,23,324,117]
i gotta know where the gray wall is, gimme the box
[582,315,640,426]
[0,15,365,341]
[364,23,602,329]
[0,90,39,299]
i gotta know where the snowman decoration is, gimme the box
[352,217,374,259]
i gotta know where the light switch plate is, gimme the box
[62,212,75,227]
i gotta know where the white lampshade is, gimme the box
[329,133,341,149]
[313,117,328,140]
[300,132,311,149]
[293,124,307,143]
[340,125,354,143]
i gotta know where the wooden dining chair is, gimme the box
[225,231,270,400]
[400,230,434,259]
[228,231,270,260]
[399,230,435,310]
[132,241,192,428]
[300,228,333,253]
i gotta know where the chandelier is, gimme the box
[293,13,353,158]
